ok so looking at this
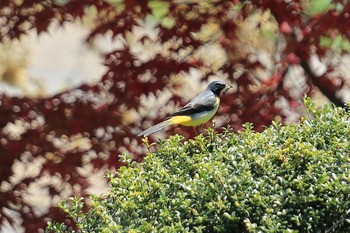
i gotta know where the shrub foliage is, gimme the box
[47,101,350,232]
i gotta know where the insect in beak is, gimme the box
[223,84,234,94]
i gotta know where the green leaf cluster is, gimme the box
[47,101,350,232]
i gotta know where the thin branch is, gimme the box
[300,61,349,111]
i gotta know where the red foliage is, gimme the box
[0,0,349,232]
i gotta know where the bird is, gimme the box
[138,80,231,137]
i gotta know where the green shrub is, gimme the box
[47,100,350,233]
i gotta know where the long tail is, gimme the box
[138,120,173,137]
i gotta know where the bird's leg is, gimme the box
[193,126,198,135]
[199,124,204,134]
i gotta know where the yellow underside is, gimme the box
[168,115,195,126]
[168,97,220,127]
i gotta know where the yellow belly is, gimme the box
[168,97,220,126]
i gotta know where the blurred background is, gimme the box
[1,0,349,232]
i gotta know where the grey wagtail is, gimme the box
[138,81,231,137]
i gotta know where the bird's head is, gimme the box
[207,81,231,96]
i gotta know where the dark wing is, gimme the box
[167,90,216,118]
